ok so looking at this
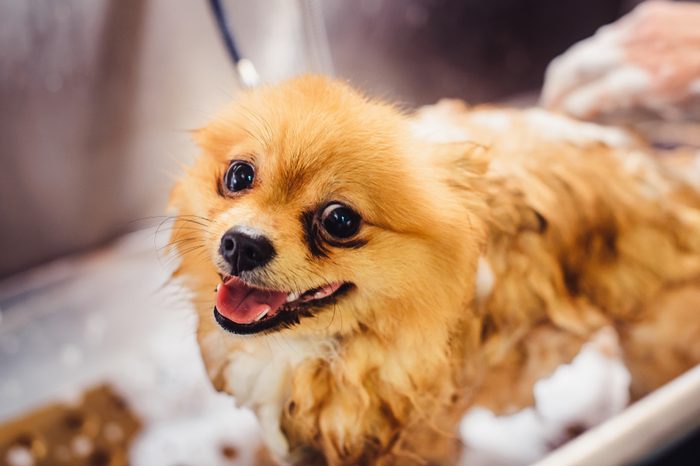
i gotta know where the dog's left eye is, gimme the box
[321,203,361,239]
[223,161,255,193]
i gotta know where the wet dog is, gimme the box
[168,76,700,465]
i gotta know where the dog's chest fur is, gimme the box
[212,335,329,458]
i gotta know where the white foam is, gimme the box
[524,109,633,148]
[5,446,34,466]
[460,328,630,465]
[475,257,495,301]
[541,24,624,108]
[469,111,513,132]
[411,105,473,143]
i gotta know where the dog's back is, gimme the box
[415,101,700,404]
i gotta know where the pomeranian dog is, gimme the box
[168,75,700,465]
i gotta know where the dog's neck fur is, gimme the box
[213,256,484,464]
[211,175,491,465]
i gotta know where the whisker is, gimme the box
[160,237,206,251]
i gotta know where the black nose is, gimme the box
[219,229,276,275]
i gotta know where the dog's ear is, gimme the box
[425,141,492,218]
[166,179,183,214]
[433,141,490,177]
[410,99,489,176]
[190,125,217,156]
[190,119,241,159]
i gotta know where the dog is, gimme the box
[168,75,700,465]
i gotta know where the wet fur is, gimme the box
[169,76,700,465]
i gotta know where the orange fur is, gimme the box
[168,76,700,465]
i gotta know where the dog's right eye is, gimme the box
[223,161,255,193]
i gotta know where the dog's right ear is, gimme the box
[189,112,251,162]
[190,125,217,156]
[189,116,235,159]
[166,178,183,214]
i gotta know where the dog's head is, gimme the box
[169,76,488,339]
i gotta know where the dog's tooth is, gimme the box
[215,283,221,292]
[286,292,300,303]
[255,306,271,321]
[311,284,340,300]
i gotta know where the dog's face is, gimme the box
[170,76,486,339]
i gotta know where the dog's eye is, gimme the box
[321,203,361,239]
[223,161,255,193]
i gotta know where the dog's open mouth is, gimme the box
[213,276,352,335]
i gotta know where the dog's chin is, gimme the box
[213,275,354,335]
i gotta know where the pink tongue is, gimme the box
[216,277,288,324]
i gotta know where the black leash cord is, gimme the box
[208,0,242,65]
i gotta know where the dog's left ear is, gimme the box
[411,99,490,176]
[433,141,490,176]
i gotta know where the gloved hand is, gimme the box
[541,1,700,122]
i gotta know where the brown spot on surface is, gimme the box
[88,448,111,466]
[63,412,85,430]
[220,443,238,460]
[12,433,35,448]
[0,384,141,466]
[565,423,586,438]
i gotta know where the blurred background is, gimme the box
[0,0,649,278]
[1,1,698,466]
